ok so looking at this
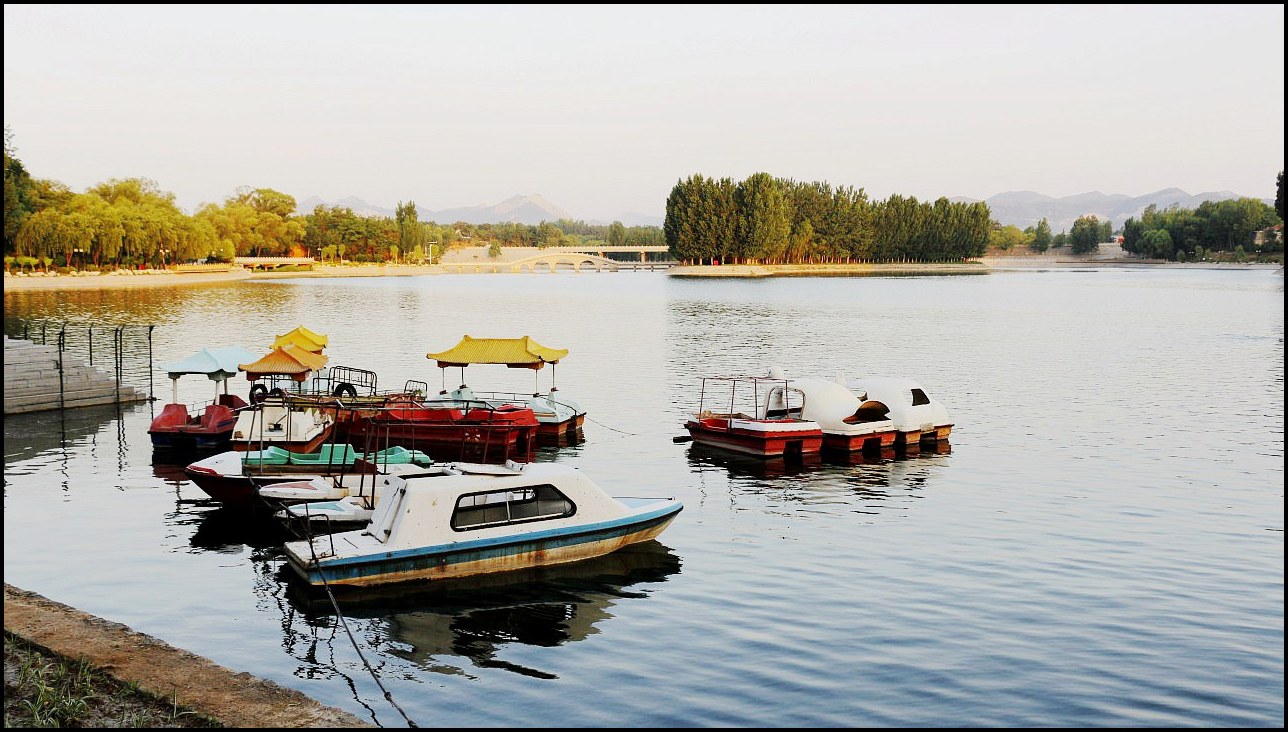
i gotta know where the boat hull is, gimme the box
[685,418,823,458]
[535,413,585,440]
[820,429,898,454]
[288,505,681,587]
[148,403,238,452]
[150,429,234,452]
[348,412,538,463]
[183,468,318,506]
[231,426,335,455]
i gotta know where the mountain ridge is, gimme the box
[297,188,1270,232]
[951,188,1267,233]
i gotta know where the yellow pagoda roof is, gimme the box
[427,335,569,369]
[239,343,329,378]
[272,326,328,353]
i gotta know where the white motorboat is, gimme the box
[283,461,682,587]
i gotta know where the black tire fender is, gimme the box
[249,383,268,404]
[332,382,358,399]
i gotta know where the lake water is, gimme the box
[3,267,1283,727]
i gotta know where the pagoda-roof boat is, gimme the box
[424,335,586,442]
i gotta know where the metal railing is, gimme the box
[8,321,157,403]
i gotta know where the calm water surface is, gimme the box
[3,268,1283,727]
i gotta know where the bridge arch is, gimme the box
[509,252,620,273]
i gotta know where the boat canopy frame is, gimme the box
[695,375,805,420]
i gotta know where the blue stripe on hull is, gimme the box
[292,505,682,587]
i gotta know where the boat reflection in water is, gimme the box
[685,442,823,480]
[688,439,950,480]
[280,539,681,680]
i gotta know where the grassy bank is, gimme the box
[3,630,222,728]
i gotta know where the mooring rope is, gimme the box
[305,537,419,728]
[584,414,638,436]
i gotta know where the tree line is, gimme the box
[664,172,991,264]
[7,125,1280,270]
[2,128,662,271]
[1120,196,1282,262]
[987,176,1283,261]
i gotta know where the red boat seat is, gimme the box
[219,393,249,410]
[200,404,237,430]
[151,403,192,429]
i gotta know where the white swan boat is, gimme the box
[769,369,952,454]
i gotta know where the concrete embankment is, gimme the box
[3,336,149,415]
[4,584,371,728]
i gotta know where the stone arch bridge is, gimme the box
[440,245,675,273]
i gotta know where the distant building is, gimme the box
[1253,224,1283,247]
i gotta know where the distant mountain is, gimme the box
[297,188,1267,233]
[295,193,581,226]
[295,193,666,227]
[955,188,1270,233]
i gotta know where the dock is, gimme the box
[3,335,149,414]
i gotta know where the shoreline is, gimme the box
[3,258,1280,292]
[4,583,370,727]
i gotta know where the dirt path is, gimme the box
[3,584,370,728]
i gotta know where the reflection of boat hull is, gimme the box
[685,416,823,458]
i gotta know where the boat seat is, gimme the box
[151,403,193,429]
[199,404,234,428]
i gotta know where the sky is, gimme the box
[4,4,1284,222]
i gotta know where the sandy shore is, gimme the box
[2,264,445,292]
[4,257,1279,292]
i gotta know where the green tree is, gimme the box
[988,224,1027,251]
[1140,228,1174,259]
[607,221,626,247]
[1030,218,1053,253]
[1272,171,1282,222]
[3,125,36,256]
[396,200,426,257]
[1069,215,1103,255]
[734,172,791,263]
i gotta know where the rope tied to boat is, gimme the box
[304,538,419,728]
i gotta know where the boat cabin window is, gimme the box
[911,389,930,406]
[451,484,575,530]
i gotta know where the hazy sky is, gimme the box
[4,4,1284,221]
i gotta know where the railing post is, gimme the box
[147,325,155,401]
[114,327,124,403]
[57,330,66,411]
